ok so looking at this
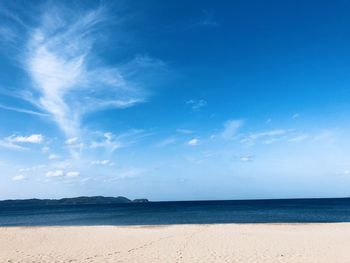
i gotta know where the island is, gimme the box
[0,196,149,207]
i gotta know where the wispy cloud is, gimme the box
[0,140,27,150]
[187,138,199,146]
[240,155,253,162]
[186,99,207,111]
[11,5,163,138]
[48,154,59,160]
[41,146,49,153]
[0,134,43,150]
[90,160,112,166]
[19,165,46,173]
[0,26,18,44]
[90,129,151,153]
[66,171,80,177]
[109,168,143,181]
[23,7,119,137]
[200,10,218,27]
[156,137,177,147]
[249,129,287,140]
[90,132,122,153]
[190,10,219,28]
[0,103,48,116]
[0,4,28,48]
[292,113,300,119]
[52,160,72,170]
[222,119,244,139]
[240,129,289,145]
[46,170,64,177]
[65,137,78,145]
[7,134,43,143]
[12,174,26,181]
[176,128,194,134]
[289,134,309,143]
[46,169,79,178]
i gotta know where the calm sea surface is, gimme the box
[1,198,350,226]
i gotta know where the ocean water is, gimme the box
[1,198,350,226]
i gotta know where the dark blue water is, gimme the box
[1,198,350,226]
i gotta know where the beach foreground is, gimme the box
[1,224,350,262]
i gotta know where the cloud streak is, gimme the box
[8,134,43,143]
[0,134,43,150]
[0,103,48,117]
[222,119,244,139]
[46,170,79,178]
[22,5,154,137]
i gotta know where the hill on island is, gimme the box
[0,196,149,207]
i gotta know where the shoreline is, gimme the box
[1,221,350,227]
[1,223,350,262]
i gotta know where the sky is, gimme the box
[1,0,350,201]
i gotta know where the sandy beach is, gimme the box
[1,223,350,262]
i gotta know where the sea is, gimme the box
[1,198,350,226]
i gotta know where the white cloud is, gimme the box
[66,171,80,177]
[46,169,79,178]
[65,137,78,145]
[7,134,43,143]
[186,99,207,110]
[21,6,160,138]
[0,134,44,150]
[0,133,43,150]
[90,132,122,152]
[46,170,64,177]
[240,156,253,162]
[91,160,111,166]
[48,154,59,160]
[222,119,243,139]
[289,134,309,143]
[12,175,26,181]
[187,138,199,146]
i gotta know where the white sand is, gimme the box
[1,223,350,262]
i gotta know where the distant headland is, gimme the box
[0,196,149,206]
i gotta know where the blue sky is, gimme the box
[1,0,350,200]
